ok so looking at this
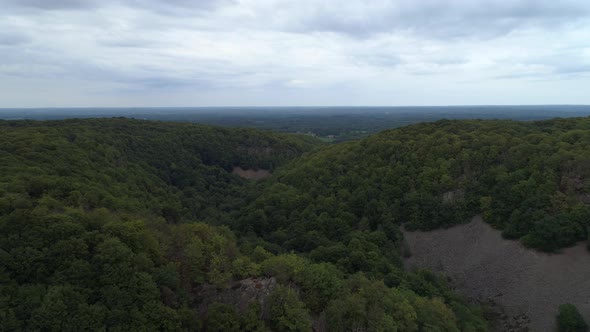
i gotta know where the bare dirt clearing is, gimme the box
[403,216,590,331]
[231,166,271,180]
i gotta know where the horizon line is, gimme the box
[1,104,590,110]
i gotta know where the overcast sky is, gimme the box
[1,0,590,107]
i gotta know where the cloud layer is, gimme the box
[1,0,589,106]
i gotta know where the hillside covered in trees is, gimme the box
[0,118,487,331]
[2,117,589,331]
[243,117,590,254]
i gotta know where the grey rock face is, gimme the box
[195,277,277,314]
[403,216,590,332]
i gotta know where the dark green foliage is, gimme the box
[266,285,312,332]
[206,303,241,332]
[239,117,590,253]
[0,118,320,331]
[326,276,420,332]
[557,304,588,332]
[9,117,570,331]
[293,262,343,313]
[0,118,319,225]
[259,254,344,313]
[0,208,241,331]
[240,303,268,332]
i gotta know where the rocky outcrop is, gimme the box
[442,189,465,204]
[195,277,277,315]
[484,299,530,332]
[403,216,590,331]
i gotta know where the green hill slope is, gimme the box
[0,118,332,331]
[240,117,590,256]
[16,117,590,330]
[0,118,319,223]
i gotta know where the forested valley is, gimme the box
[2,117,590,331]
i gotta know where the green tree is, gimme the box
[240,303,268,332]
[556,304,588,332]
[206,303,241,332]
[266,286,312,332]
[294,263,343,313]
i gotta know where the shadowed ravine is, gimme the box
[403,216,590,331]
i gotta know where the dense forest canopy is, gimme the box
[0,118,319,224]
[2,116,589,331]
[0,118,487,331]
[243,117,590,254]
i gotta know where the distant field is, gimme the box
[2,105,590,142]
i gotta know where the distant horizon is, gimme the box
[2,104,590,110]
[3,105,590,123]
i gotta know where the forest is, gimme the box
[1,117,589,331]
[245,117,590,253]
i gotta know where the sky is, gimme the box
[1,0,590,107]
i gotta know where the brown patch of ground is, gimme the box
[231,166,272,180]
[195,277,276,316]
[403,216,590,331]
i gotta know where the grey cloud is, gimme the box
[355,51,468,69]
[129,0,236,18]
[4,0,588,40]
[131,0,234,10]
[0,32,31,45]
[115,76,203,91]
[113,72,249,92]
[553,65,590,75]
[1,0,233,12]
[521,53,590,76]
[428,56,468,66]
[360,54,404,67]
[1,0,589,106]
[494,72,548,80]
[0,44,258,93]
[494,57,590,80]
[97,36,163,48]
[290,1,590,39]
[1,0,99,10]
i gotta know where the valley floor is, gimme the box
[403,216,590,331]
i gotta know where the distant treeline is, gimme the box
[2,105,590,142]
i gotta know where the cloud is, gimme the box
[132,0,235,10]
[97,35,165,48]
[2,0,100,10]
[0,0,589,106]
[278,0,590,39]
[556,65,590,75]
[1,0,234,12]
[0,32,31,45]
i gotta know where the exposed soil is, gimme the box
[231,166,272,180]
[403,216,590,331]
[195,277,276,316]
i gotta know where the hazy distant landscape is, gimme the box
[3,105,590,142]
